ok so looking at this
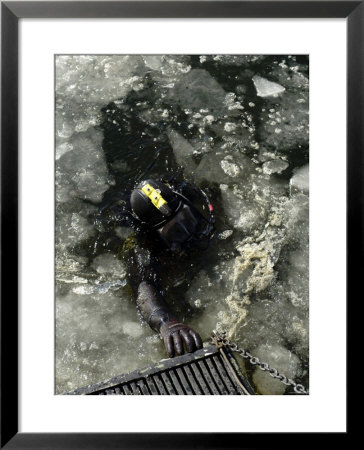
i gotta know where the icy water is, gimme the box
[56,55,309,395]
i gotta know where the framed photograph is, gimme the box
[1,1,355,447]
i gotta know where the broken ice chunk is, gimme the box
[167,129,197,176]
[91,253,126,278]
[72,280,126,295]
[252,343,302,394]
[173,69,227,116]
[56,55,147,138]
[218,229,233,240]
[56,142,73,160]
[142,55,164,71]
[220,160,240,177]
[252,75,285,98]
[56,207,96,248]
[219,184,265,234]
[56,127,109,203]
[290,164,309,194]
[224,122,237,133]
[195,152,254,185]
[122,321,144,338]
[262,160,289,175]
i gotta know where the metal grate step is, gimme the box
[69,345,255,395]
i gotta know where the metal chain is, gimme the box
[211,331,309,394]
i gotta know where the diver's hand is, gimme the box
[160,321,203,358]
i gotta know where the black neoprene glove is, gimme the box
[136,281,203,358]
[160,321,203,358]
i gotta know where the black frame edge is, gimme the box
[1,431,351,449]
[3,1,361,19]
[1,0,356,448]
[347,1,363,438]
[1,2,19,448]
[347,4,364,285]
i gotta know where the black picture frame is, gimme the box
[1,1,355,447]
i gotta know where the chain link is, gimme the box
[211,331,309,394]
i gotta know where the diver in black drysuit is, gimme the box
[101,178,215,358]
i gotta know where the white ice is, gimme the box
[167,129,197,176]
[262,160,289,175]
[252,343,302,394]
[252,75,285,98]
[55,55,309,395]
[290,164,309,194]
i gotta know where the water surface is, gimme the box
[56,55,309,394]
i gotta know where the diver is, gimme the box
[101,177,216,358]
